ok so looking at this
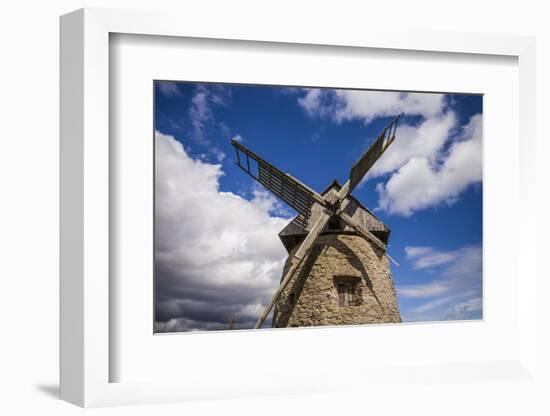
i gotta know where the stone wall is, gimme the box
[272,233,401,328]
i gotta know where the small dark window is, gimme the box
[288,292,295,305]
[334,276,360,307]
[337,283,355,307]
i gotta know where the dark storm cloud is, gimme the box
[154,132,289,332]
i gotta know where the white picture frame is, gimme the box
[60,7,538,408]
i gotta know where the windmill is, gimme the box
[231,116,402,329]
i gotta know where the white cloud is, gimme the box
[404,246,456,270]
[157,81,182,97]
[368,112,456,177]
[187,84,232,160]
[403,246,432,258]
[295,88,481,216]
[189,86,213,142]
[232,134,244,143]
[444,296,482,320]
[298,89,446,123]
[155,131,289,331]
[210,147,226,162]
[398,245,482,322]
[376,113,482,216]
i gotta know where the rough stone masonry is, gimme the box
[272,233,401,328]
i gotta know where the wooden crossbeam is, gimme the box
[348,115,400,194]
[254,211,331,328]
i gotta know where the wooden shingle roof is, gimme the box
[278,180,390,253]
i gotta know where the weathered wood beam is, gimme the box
[339,211,399,267]
[254,211,331,329]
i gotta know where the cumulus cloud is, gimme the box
[155,131,289,331]
[397,245,482,322]
[376,114,482,216]
[368,112,456,178]
[297,89,446,123]
[294,88,482,217]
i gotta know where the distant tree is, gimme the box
[223,312,241,330]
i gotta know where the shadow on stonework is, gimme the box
[273,236,385,328]
[272,242,324,328]
[326,237,384,311]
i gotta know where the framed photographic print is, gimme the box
[60,7,538,408]
[153,82,483,333]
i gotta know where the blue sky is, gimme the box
[154,81,483,331]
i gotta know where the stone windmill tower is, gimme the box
[231,116,402,329]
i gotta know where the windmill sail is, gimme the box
[231,139,323,228]
[348,116,400,192]
[231,116,401,329]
